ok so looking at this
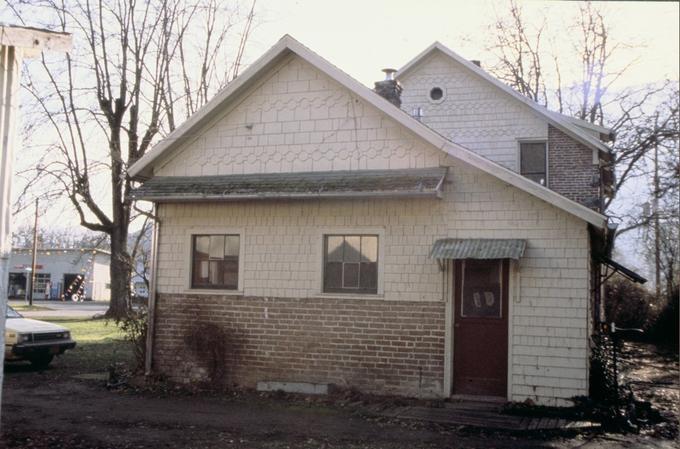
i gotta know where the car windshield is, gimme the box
[6,306,22,319]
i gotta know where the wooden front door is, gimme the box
[453,259,508,397]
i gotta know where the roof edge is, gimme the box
[439,139,607,228]
[130,35,607,230]
[128,35,296,179]
[396,42,612,154]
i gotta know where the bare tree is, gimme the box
[129,216,152,292]
[12,225,109,250]
[487,2,678,216]
[12,0,257,318]
[489,0,548,106]
[607,85,679,214]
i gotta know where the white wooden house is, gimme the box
[129,36,641,406]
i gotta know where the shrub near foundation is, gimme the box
[117,307,149,371]
[184,323,232,384]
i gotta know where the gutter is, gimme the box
[144,204,161,376]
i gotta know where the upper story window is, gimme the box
[520,141,547,186]
[191,234,240,290]
[323,235,378,294]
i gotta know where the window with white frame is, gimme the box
[323,235,378,294]
[191,234,240,289]
[519,141,547,185]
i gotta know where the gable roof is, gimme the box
[396,42,612,155]
[128,35,606,229]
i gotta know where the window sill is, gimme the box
[183,289,244,296]
[317,292,384,301]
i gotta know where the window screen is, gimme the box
[324,235,378,294]
[191,234,240,289]
[520,142,547,185]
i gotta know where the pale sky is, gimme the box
[246,0,679,89]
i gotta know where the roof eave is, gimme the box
[134,190,443,202]
[440,140,608,229]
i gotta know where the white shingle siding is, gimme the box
[156,55,441,177]
[398,51,548,170]
[154,54,590,406]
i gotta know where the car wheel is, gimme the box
[29,354,54,370]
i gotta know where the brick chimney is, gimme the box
[374,68,402,107]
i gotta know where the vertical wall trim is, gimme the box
[443,259,453,396]
[507,259,518,401]
[144,203,161,375]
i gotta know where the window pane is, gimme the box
[361,236,378,262]
[225,235,240,257]
[209,260,223,284]
[343,262,360,288]
[462,260,502,318]
[520,142,546,174]
[326,236,344,262]
[194,236,210,259]
[524,173,546,184]
[209,235,225,259]
[193,260,210,285]
[343,236,361,262]
[359,262,377,291]
[223,259,239,289]
[325,262,343,289]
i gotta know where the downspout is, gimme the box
[144,203,161,376]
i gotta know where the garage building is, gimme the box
[6,248,111,301]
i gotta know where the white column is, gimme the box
[0,43,21,419]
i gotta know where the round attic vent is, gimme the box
[429,87,444,102]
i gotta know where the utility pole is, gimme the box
[29,198,39,306]
[653,137,661,300]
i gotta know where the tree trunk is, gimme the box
[107,225,131,319]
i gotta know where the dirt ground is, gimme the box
[1,341,678,449]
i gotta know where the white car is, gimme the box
[4,306,76,369]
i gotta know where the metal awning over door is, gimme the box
[429,238,527,260]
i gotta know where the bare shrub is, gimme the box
[605,275,656,331]
[117,307,148,371]
[648,286,679,349]
[184,323,232,384]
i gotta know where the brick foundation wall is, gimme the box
[548,125,601,210]
[153,293,446,397]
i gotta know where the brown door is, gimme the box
[453,259,508,397]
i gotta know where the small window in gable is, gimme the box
[429,87,444,102]
[520,142,547,186]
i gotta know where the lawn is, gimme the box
[27,316,135,375]
[10,304,54,312]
